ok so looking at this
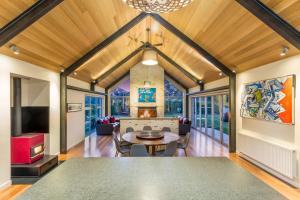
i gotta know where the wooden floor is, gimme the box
[1,129,300,200]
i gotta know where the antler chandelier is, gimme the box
[123,0,193,13]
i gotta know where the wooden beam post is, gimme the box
[229,75,236,153]
[0,0,64,47]
[105,88,108,116]
[186,89,189,118]
[236,0,300,50]
[60,74,67,153]
[63,12,148,76]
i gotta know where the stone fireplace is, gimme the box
[138,107,157,118]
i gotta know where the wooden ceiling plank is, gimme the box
[236,0,300,50]
[94,45,144,83]
[150,13,234,77]
[62,12,149,76]
[151,45,200,84]
[0,0,64,47]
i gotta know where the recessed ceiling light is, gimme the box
[280,46,289,56]
[73,72,77,76]
[232,69,236,73]
[219,72,223,76]
[9,44,20,55]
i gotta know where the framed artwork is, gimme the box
[138,88,156,103]
[240,75,295,125]
[67,103,82,112]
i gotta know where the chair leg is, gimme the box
[184,149,187,157]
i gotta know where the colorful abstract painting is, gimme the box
[138,88,156,103]
[240,75,294,124]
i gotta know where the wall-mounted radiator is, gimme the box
[238,133,297,180]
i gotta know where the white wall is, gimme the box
[0,54,60,189]
[130,63,165,117]
[66,77,104,150]
[189,77,229,93]
[236,55,300,184]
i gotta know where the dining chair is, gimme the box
[113,132,131,146]
[161,127,171,132]
[126,127,134,133]
[113,136,131,157]
[177,132,191,156]
[130,144,149,157]
[156,141,177,157]
[143,126,152,131]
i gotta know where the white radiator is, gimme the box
[239,133,297,179]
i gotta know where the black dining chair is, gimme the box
[143,126,152,131]
[113,136,131,157]
[130,144,149,157]
[156,141,177,157]
[126,127,134,133]
[161,127,171,132]
[177,132,191,156]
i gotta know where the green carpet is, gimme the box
[16,157,287,200]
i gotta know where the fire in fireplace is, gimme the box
[138,107,157,118]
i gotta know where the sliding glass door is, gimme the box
[85,95,103,136]
[191,94,229,146]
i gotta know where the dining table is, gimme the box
[122,131,180,155]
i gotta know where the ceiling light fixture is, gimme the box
[73,72,78,76]
[9,44,20,55]
[142,49,158,65]
[219,72,223,76]
[123,0,193,13]
[280,46,289,56]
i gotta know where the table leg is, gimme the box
[151,145,156,156]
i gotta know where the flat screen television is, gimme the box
[11,106,49,133]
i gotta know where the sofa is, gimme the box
[96,116,120,136]
[178,117,191,136]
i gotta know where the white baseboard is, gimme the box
[0,179,12,190]
[239,152,300,188]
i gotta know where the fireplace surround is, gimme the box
[138,107,157,118]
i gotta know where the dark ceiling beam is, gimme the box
[236,0,300,50]
[106,71,130,90]
[0,0,63,47]
[67,85,106,96]
[151,46,200,84]
[150,13,234,77]
[62,12,149,76]
[94,45,144,83]
[164,71,187,90]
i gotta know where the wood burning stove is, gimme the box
[11,133,45,164]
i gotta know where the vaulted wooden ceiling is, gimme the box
[0,0,299,89]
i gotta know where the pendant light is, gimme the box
[142,49,158,65]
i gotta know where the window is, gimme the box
[85,96,103,136]
[164,79,183,117]
[111,79,130,117]
[191,94,229,146]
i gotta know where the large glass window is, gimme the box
[191,94,229,146]
[206,96,213,137]
[164,79,183,117]
[213,96,221,142]
[200,97,206,132]
[111,79,130,117]
[222,95,229,146]
[85,96,103,136]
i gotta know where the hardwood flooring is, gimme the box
[1,129,300,200]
